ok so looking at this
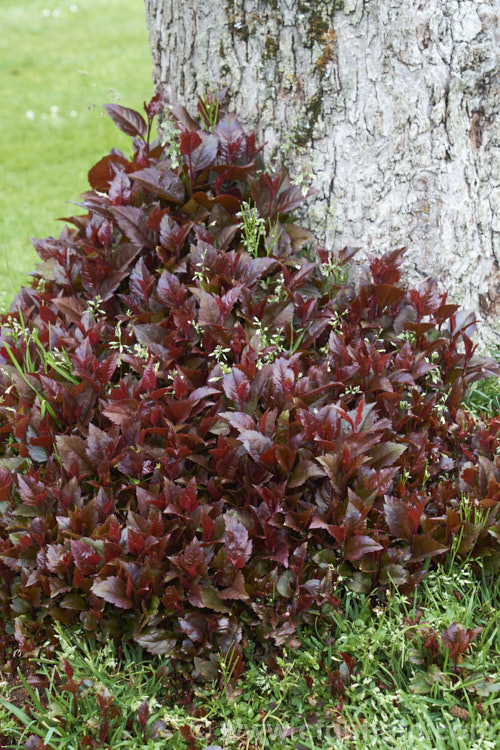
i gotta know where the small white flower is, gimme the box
[70,110,78,117]
[25,110,35,120]
[70,4,78,11]
[52,8,60,17]
[42,9,50,17]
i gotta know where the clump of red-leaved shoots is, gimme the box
[0,93,499,680]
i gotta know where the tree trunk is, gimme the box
[144,0,500,346]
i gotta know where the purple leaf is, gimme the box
[55,435,93,475]
[104,103,147,139]
[219,570,250,601]
[71,539,102,574]
[91,577,133,609]
[224,514,252,569]
[411,535,448,562]
[108,172,132,205]
[133,628,177,655]
[180,129,202,156]
[344,535,384,562]
[113,205,155,249]
[236,429,273,462]
[129,166,185,204]
[215,114,246,162]
[190,133,218,172]
[274,185,311,216]
[156,271,187,308]
[137,698,149,736]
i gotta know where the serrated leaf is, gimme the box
[215,114,246,162]
[236,429,273,462]
[91,577,132,609]
[52,297,88,323]
[191,133,218,172]
[171,537,208,578]
[104,103,147,139]
[88,152,130,190]
[370,442,407,469]
[218,411,256,432]
[272,357,295,396]
[219,570,249,601]
[411,535,448,562]
[134,628,177,655]
[179,477,198,512]
[108,171,132,205]
[288,459,325,488]
[156,271,187,308]
[113,205,155,249]
[55,435,93,474]
[102,400,138,428]
[344,535,384,562]
[201,585,232,613]
[384,496,414,542]
[130,166,185,204]
[70,539,102,574]
[224,514,252,569]
[85,424,112,467]
[222,368,251,405]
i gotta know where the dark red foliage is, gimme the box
[0,96,499,677]
[441,622,481,672]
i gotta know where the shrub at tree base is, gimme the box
[0,96,499,680]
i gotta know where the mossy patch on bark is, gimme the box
[226,0,250,42]
[294,90,323,148]
[263,34,279,61]
[298,1,329,47]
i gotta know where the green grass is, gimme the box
[465,376,500,419]
[0,0,152,310]
[1,559,498,749]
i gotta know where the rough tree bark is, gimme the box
[144,0,500,345]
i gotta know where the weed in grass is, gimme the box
[465,376,500,418]
[0,559,498,749]
[0,625,200,749]
[168,560,498,750]
[197,91,222,133]
[464,350,500,418]
[1,309,80,425]
[237,200,283,258]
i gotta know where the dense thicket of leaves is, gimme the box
[0,95,499,678]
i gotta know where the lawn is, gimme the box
[0,0,152,309]
[1,558,499,749]
[0,4,499,750]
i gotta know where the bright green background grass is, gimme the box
[0,0,152,309]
